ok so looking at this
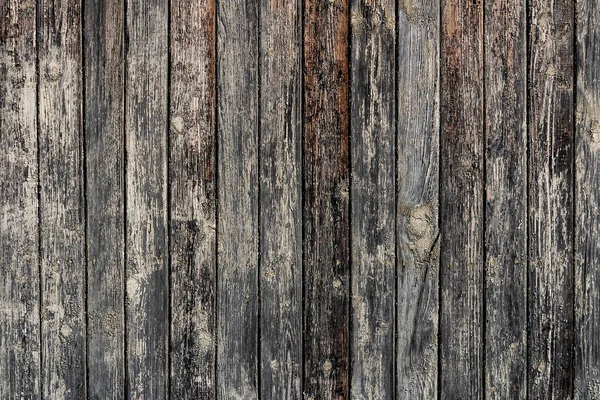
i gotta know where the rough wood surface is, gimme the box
[124,0,169,397]
[38,0,86,397]
[216,0,259,397]
[528,0,574,397]
[303,0,350,398]
[575,0,600,396]
[349,0,395,398]
[439,0,484,395]
[483,0,528,396]
[0,1,40,397]
[259,0,302,399]
[169,0,217,397]
[396,0,440,396]
[84,0,125,398]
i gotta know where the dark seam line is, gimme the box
[525,0,531,396]
[36,0,43,397]
[571,0,577,397]
[347,0,352,398]
[81,0,89,396]
[437,0,443,396]
[300,0,306,396]
[257,0,262,396]
[213,0,220,396]
[481,0,487,396]
[123,0,129,395]
[394,0,400,396]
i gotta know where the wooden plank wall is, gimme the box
[1,0,600,398]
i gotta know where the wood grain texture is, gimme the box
[259,0,302,399]
[84,0,125,398]
[169,0,216,397]
[439,0,484,395]
[528,0,574,397]
[575,0,600,396]
[349,0,395,398]
[38,0,86,397]
[0,1,40,397]
[396,0,440,396]
[216,0,259,397]
[303,0,350,398]
[484,0,528,396]
[124,0,169,397]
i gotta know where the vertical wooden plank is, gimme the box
[349,0,395,398]
[169,0,216,397]
[38,0,86,397]
[440,0,483,395]
[259,0,302,398]
[528,0,574,396]
[84,0,125,398]
[303,0,350,398]
[396,0,440,396]
[575,0,600,396]
[484,0,528,396]
[125,0,169,397]
[0,1,40,397]
[216,0,259,397]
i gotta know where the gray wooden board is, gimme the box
[575,0,600,396]
[259,0,303,399]
[216,0,260,397]
[0,1,40,398]
[396,0,440,396]
[38,0,86,397]
[350,0,396,398]
[169,0,217,397]
[483,0,528,397]
[124,0,169,397]
[84,0,126,397]
[528,0,575,396]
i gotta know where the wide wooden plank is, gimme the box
[38,0,86,397]
[439,0,484,395]
[0,1,40,397]
[528,0,575,396]
[259,0,302,399]
[216,0,259,397]
[349,0,395,398]
[169,0,217,397]
[483,0,528,396]
[575,0,600,396]
[124,0,169,397]
[396,0,440,396]
[303,0,350,398]
[84,0,125,398]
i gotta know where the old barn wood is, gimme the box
[1,0,599,398]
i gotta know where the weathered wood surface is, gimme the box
[216,0,259,397]
[169,0,216,397]
[4,0,600,398]
[259,0,302,399]
[349,0,395,398]
[528,0,575,396]
[303,0,350,398]
[38,0,86,397]
[124,0,169,398]
[0,1,39,398]
[84,0,125,398]
[440,0,484,396]
[484,0,528,396]
[575,0,600,396]
[396,0,440,396]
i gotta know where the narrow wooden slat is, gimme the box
[38,0,86,397]
[396,0,440,396]
[124,0,169,397]
[216,0,259,397]
[575,0,600,396]
[528,0,575,396]
[169,0,217,397]
[0,1,40,397]
[259,0,302,398]
[483,0,527,396]
[349,0,395,397]
[84,0,125,397]
[439,0,484,395]
[303,0,350,398]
